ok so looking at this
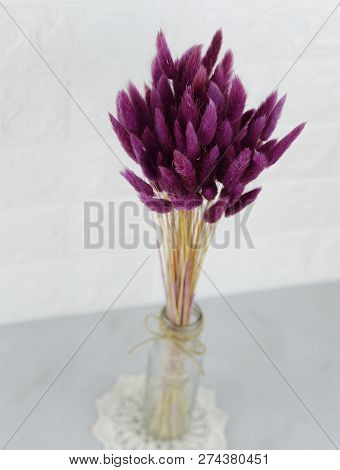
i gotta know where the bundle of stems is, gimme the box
[156,198,216,327]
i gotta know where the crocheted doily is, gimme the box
[92,374,228,450]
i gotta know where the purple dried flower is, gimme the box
[156,30,176,79]
[178,88,200,129]
[159,166,185,196]
[198,144,219,182]
[216,145,235,182]
[197,99,217,145]
[183,45,202,84]
[267,123,306,166]
[226,182,245,205]
[173,150,197,191]
[130,134,156,180]
[240,109,255,129]
[157,75,175,110]
[141,127,159,156]
[220,50,233,85]
[202,181,218,201]
[192,65,208,96]
[128,82,151,128]
[241,151,267,184]
[261,94,286,140]
[226,76,247,123]
[256,90,278,117]
[116,90,141,134]
[211,64,224,91]
[185,121,200,160]
[202,29,223,75]
[109,113,136,161]
[216,118,233,151]
[212,50,233,91]
[222,147,251,187]
[150,88,162,114]
[207,81,224,116]
[203,196,230,223]
[177,45,199,78]
[140,194,172,213]
[121,168,154,196]
[225,187,261,217]
[174,118,186,153]
[154,107,173,155]
[243,116,266,148]
[151,57,162,85]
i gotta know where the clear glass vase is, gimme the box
[144,304,204,440]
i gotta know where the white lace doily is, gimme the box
[92,374,228,450]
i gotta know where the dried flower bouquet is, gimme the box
[109,29,304,439]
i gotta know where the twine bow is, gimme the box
[129,313,206,374]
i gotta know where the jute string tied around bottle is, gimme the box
[129,313,206,374]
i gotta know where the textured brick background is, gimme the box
[1,0,339,324]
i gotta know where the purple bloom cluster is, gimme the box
[110,30,305,223]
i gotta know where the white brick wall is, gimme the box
[1,0,340,324]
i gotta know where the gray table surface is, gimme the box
[1,281,339,450]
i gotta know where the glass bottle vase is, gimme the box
[144,304,204,440]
